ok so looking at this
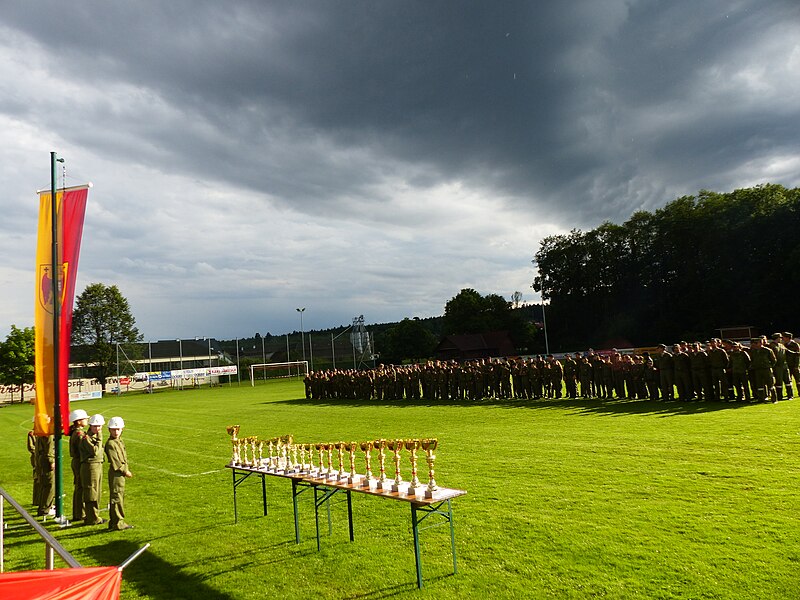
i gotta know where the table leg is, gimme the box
[448,499,457,574]
[262,474,268,517]
[232,469,238,524]
[292,479,300,544]
[411,503,423,588]
[347,490,354,542]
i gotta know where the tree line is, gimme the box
[532,184,800,351]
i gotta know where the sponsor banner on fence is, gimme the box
[69,390,103,401]
[133,366,237,382]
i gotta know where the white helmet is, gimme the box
[69,409,89,423]
[107,416,125,429]
[88,414,105,426]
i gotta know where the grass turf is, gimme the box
[1,380,799,599]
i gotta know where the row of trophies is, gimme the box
[226,425,440,498]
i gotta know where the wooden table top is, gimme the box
[225,463,467,505]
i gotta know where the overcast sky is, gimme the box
[1,1,798,341]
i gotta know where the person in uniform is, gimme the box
[769,333,791,401]
[782,332,799,398]
[748,338,776,403]
[729,342,752,402]
[35,433,55,517]
[707,339,729,401]
[656,344,675,401]
[104,416,134,530]
[27,426,39,506]
[80,414,106,525]
[68,409,89,523]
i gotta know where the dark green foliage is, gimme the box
[533,184,800,350]
[0,325,35,402]
[71,283,142,388]
[443,288,536,351]
[379,317,438,363]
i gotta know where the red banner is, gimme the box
[34,186,89,436]
[0,566,121,600]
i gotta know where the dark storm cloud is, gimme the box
[4,1,799,228]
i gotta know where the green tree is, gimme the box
[72,284,142,391]
[382,318,438,363]
[0,325,35,403]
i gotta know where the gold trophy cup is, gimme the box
[326,443,335,480]
[226,425,240,466]
[360,440,374,488]
[336,442,347,481]
[375,439,388,490]
[421,438,439,498]
[389,438,405,493]
[347,441,358,484]
[405,438,421,495]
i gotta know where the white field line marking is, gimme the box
[128,438,225,461]
[136,463,224,478]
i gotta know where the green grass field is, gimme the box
[1,380,799,599]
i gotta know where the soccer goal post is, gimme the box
[249,361,309,385]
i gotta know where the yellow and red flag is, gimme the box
[34,185,89,436]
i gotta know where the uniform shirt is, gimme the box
[104,437,129,476]
[80,432,104,464]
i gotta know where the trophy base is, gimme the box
[406,484,421,497]
[376,479,387,490]
[391,481,404,493]
[347,475,360,485]
[360,477,372,489]
[424,486,438,499]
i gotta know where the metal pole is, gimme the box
[236,338,240,385]
[49,151,64,520]
[296,308,306,364]
[261,335,266,379]
[542,302,550,355]
[116,342,121,394]
[331,333,335,370]
[309,332,314,372]
[178,338,183,390]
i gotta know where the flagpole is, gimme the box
[50,151,64,521]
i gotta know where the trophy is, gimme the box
[249,437,258,468]
[267,438,276,471]
[257,439,265,469]
[299,444,307,473]
[421,438,438,498]
[404,438,421,495]
[315,443,326,478]
[359,440,374,488]
[226,425,240,466]
[346,441,358,484]
[375,439,387,490]
[325,443,335,480]
[240,436,251,467]
[336,442,347,480]
[306,444,315,473]
[288,435,298,473]
[389,439,405,493]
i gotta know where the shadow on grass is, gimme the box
[83,539,238,600]
[342,573,455,599]
[269,394,758,417]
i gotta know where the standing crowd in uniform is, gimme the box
[28,411,133,530]
[303,333,799,405]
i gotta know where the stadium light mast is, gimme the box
[296,307,306,364]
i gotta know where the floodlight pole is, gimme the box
[296,308,306,364]
[177,338,183,390]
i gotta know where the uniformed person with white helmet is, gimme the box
[80,414,106,525]
[68,409,89,522]
[104,416,133,530]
